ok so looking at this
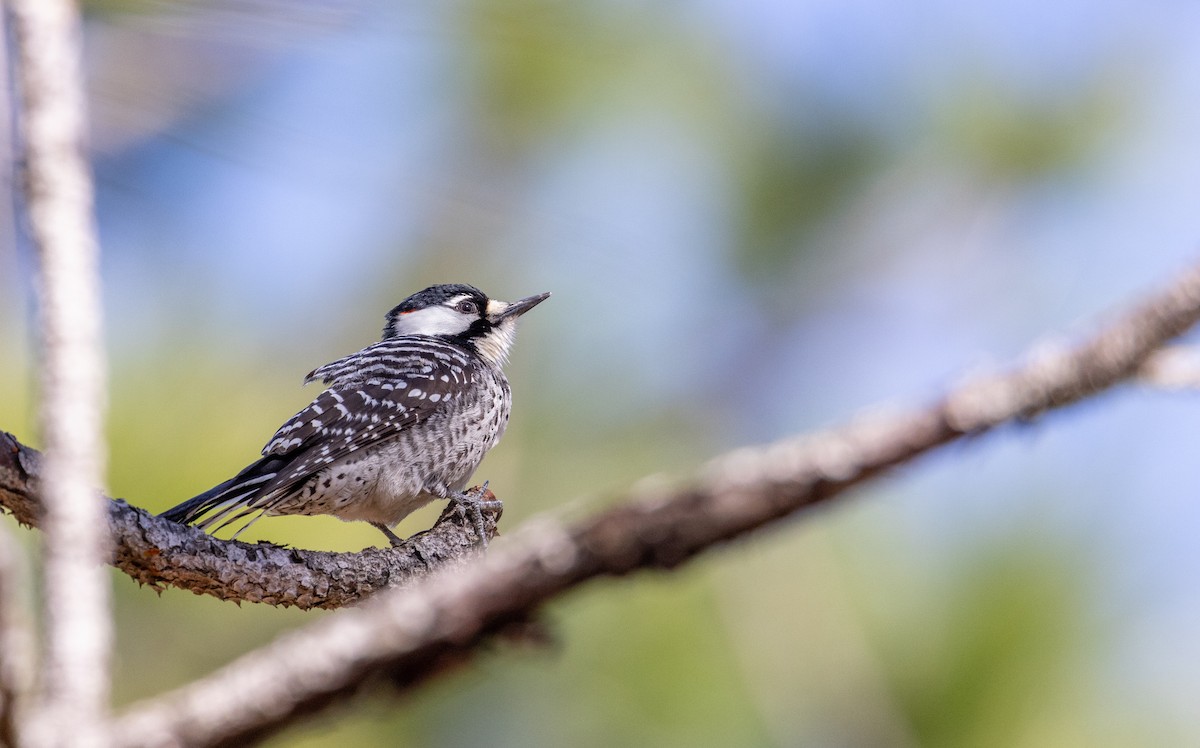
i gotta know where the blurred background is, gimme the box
[3,0,1200,745]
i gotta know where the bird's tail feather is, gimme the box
[160,456,291,537]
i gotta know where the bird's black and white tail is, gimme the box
[160,455,292,536]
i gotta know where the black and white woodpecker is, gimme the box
[161,284,550,547]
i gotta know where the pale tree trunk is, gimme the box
[6,0,112,746]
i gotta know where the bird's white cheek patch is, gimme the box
[389,306,471,336]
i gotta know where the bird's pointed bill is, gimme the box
[489,292,551,322]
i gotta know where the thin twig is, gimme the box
[8,0,110,745]
[1137,345,1200,390]
[107,261,1200,748]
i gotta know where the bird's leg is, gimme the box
[370,521,406,548]
[445,482,502,547]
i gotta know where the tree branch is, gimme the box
[0,436,500,610]
[108,261,1200,748]
[1136,344,1200,390]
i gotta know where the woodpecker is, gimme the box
[161,284,550,547]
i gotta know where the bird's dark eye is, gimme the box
[455,299,479,314]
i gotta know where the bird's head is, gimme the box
[383,284,551,365]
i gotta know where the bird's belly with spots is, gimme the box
[269,408,506,527]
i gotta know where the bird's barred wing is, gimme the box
[164,338,488,534]
[253,338,487,500]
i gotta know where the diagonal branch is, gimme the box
[108,261,1200,748]
[0,438,499,610]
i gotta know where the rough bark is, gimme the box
[0,436,499,610]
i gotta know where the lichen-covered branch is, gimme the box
[107,261,1200,748]
[0,434,498,610]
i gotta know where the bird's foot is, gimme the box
[442,482,503,548]
[370,521,407,548]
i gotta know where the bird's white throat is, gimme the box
[475,320,517,367]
